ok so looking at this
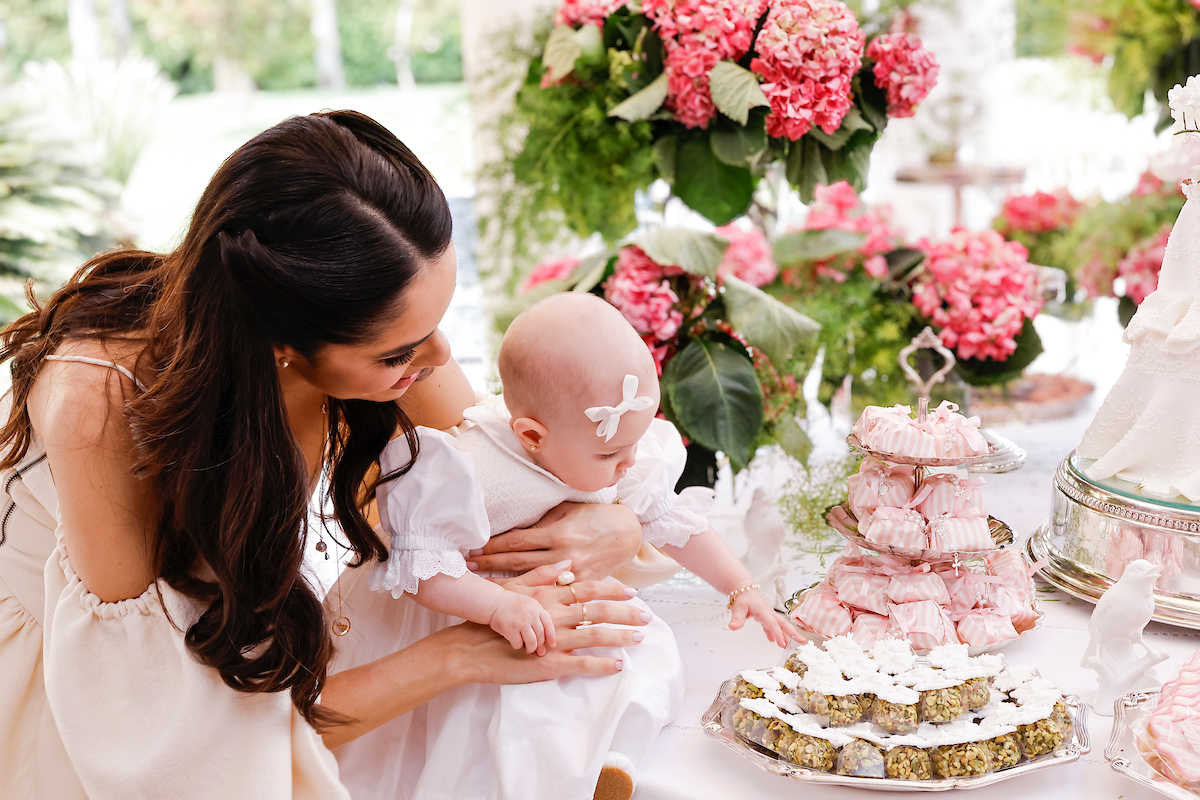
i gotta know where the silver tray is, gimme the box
[848,433,995,468]
[1106,690,1200,798]
[702,676,1090,791]
[1028,454,1200,630]
[828,503,1014,563]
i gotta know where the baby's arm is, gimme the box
[413,571,556,654]
[661,528,797,647]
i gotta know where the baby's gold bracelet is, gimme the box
[727,583,760,609]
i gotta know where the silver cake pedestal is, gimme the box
[1028,453,1200,630]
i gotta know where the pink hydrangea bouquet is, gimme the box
[486,0,938,255]
[911,228,1045,368]
[991,189,1083,272]
[1117,223,1172,306]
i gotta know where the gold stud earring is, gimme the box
[530,445,538,452]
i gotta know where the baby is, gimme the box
[369,292,794,799]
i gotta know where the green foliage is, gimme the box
[778,453,859,559]
[0,92,123,321]
[673,134,757,225]
[0,0,71,70]
[411,0,464,83]
[1015,0,1070,58]
[954,317,1045,387]
[722,275,820,366]
[660,337,764,471]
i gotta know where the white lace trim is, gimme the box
[641,486,716,548]
[369,533,469,598]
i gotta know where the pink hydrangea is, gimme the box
[750,0,864,140]
[802,180,902,279]
[865,33,938,118]
[1118,224,1172,305]
[643,334,672,376]
[522,256,582,292]
[604,246,685,340]
[715,224,778,286]
[644,0,768,128]
[555,0,627,27]
[1077,255,1116,299]
[994,189,1082,236]
[911,228,1044,362]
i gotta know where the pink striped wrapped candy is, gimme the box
[855,405,940,458]
[862,507,928,550]
[924,401,988,458]
[943,570,1003,615]
[985,550,1035,592]
[847,459,916,520]
[886,564,951,605]
[887,599,959,651]
[984,584,1029,618]
[832,567,893,616]
[790,585,853,637]
[916,473,986,519]
[955,608,1018,646]
[851,613,891,648]
[927,509,993,552]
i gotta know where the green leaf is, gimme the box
[772,228,865,265]
[806,107,873,151]
[856,71,890,131]
[653,135,677,184]
[710,117,768,169]
[662,338,764,471]
[884,247,926,277]
[820,128,878,192]
[569,252,615,293]
[609,72,669,121]
[623,227,729,279]
[1118,295,1138,328]
[773,413,812,465]
[673,136,756,225]
[708,60,770,125]
[785,136,827,203]
[543,25,582,82]
[722,275,821,365]
[953,317,1045,387]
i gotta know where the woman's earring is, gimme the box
[530,445,538,452]
[279,359,290,369]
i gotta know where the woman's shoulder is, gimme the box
[29,338,147,439]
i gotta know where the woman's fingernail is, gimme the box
[623,587,638,597]
[639,611,652,623]
[553,559,572,570]
[614,660,624,671]
[632,631,645,642]
[467,549,483,557]
[465,561,479,570]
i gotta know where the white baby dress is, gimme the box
[330,399,714,800]
[1078,179,1200,500]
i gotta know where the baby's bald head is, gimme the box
[499,293,658,426]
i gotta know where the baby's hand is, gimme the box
[488,591,557,654]
[729,588,801,648]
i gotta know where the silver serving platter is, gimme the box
[1106,690,1200,799]
[1028,454,1200,630]
[828,503,1014,563]
[847,434,996,468]
[702,676,1089,791]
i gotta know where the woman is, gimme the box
[0,110,645,799]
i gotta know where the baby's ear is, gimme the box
[511,417,548,452]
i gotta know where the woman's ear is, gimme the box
[272,344,303,368]
[511,417,549,452]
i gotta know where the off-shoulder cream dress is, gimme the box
[0,357,349,799]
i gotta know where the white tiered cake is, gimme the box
[1077,81,1200,501]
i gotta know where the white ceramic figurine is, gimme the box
[1080,558,1170,716]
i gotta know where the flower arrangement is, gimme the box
[481,0,935,272]
[1117,223,1173,306]
[992,189,1084,271]
[519,227,818,481]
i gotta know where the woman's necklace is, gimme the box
[309,400,350,637]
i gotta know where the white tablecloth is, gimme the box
[636,409,1200,800]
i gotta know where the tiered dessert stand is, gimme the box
[788,329,1040,648]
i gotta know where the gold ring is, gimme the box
[580,603,589,625]
[567,585,579,603]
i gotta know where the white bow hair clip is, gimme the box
[585,374,655,442]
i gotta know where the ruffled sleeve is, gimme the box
[369,426,492,598]
[42,535,348,799]
[616,419,715,549]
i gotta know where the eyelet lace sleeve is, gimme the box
[369,427,492,598]
[616,419,715,548]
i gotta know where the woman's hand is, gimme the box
[466,502,642,581]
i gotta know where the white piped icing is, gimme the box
[768,666,801,690]
[781,717,856,748]
[897,666,962,692]
[790,642,836,670]
[870,639,917,675]
[739,668,782,693]
[986,702,1054,728]
[859,672,920,705]
[993,665,1038,693]
[927,643,971,670]
[739,697,784,719]
[927,719,992,747]
[765,688,803,714]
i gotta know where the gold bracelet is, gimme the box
[727,583,760,609]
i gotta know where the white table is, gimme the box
[635,410,1200,799]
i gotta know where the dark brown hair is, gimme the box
[0,110,452,726]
